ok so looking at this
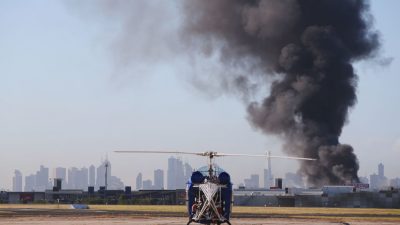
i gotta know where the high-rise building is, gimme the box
[142,179,152,190]
[167,157,186,189]
[244,174,259,189]
[96,159,111,189]
[264,151,273,189]
[176,158,185,188]
[54,167,66,184]
[154,169,164,189]
[76,167,89,190]
[109,176,124,190]
[136,173,143,190]
[253,174,260,188]
[12,170,23,192]
[89,165,95,187]
[263,169,274,189]
[67,167,78,189]
[67,167,88,189]
[94,159,123,190]
[24,174,35,192]
[378,163,384,177]
[35,165,49,191]
[370,173,380,189]
[167,157,176,190]
[252,174,260,188]
[184,163,193,183]
[370,163,388,190]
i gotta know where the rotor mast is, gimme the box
[205,152,217,178]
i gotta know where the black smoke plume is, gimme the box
[181,0,380,186]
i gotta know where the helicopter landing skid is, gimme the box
[186,220,232,225]
[218,220,232,225]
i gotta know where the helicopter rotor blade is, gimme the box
[215,153,316,161]
[114,150,316,161]
[268,155,317,161]
[114,150,205,156]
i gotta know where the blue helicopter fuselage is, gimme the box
[186,169,232,224]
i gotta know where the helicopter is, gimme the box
[115,150,316,225]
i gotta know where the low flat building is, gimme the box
[45,189,84,203]
[8,192,45,204]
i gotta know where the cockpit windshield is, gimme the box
[196,165,226,176]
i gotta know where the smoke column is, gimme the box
[181,0,380,186]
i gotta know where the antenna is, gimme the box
[104,160,109,191]
[267,151,272,188]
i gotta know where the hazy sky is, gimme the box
[0,0,399,190]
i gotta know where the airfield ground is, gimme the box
[0,204,400,224]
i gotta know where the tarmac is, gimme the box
[1,217,399,225]
[1,208,400,225]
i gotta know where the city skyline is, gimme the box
[8,157,400,192]
[0,0,399,191]
[10,158,125,192]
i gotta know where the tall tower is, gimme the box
[136,173,143,190]
[35,165,49,191]
[24,174,35,192]
[12,170,23,192]
[68,167,78,189]
[105,161,109,190]
[264,151,273,189]
[176,158,184,188]
[89,165,95,187]
[154,169,164,189]
[378,163,384,177]
[96,158,111,190]
[184,162,193,184]
[167,157,176,190]
[54,167,66,182]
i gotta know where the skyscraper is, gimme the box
[54,167,66,184]
[167,157,176,190]
[176,158,185,188]
[67,167,78,189]
[92,158,124,190]
[167,157,185,189]
[154,169,164,189]
[184,162,193,184]
[76,167,89,190]
[108,176,124,190]
[378,163,384,177]
[264,169,274,189]
[142,179,152,190]
[89,165,95,187]
[136,173,142,190]
[35,165,49,191]
[67,167,88,189]
[24,174,35,192]
[244,174,259,189]
[12,170,22,192]
[370,163,388,190]
[264,152,274,189]
[96,159,111,189]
